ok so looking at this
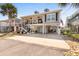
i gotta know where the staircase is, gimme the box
[16,24,30,34]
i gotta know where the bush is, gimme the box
[63,31,68,35]
[71,34,79,39]
[62,30,72,36]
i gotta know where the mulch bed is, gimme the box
[63,35,79,56]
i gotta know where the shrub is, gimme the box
[62,30,72,36]
[63,31,68,35]
[71,34,79,39]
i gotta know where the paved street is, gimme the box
[0,34,70,56]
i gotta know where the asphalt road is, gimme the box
[0,39,67,56]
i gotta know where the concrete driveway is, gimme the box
[0,34,70,56]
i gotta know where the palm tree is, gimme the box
[0,3,17,19]
[58,3,79,8]
[0,3,17,33]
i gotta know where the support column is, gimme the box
[42,25,45,34]
[57,11,61,35]
[13,19,17,33]
[76,25,78,33]
[57,26,61,35]
[42,15,45,34]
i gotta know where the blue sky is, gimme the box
[0,3,77,25]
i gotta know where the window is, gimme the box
[52,13,56,20]
[47,13,56,21]
[47,15,51,20]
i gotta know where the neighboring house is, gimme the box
[0,20,10,32]
[21,10,61,34]
[67,11,79,33]
[0,18,21,32]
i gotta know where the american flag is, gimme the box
[60,20,63,25]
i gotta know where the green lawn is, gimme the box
[71,34,79,39]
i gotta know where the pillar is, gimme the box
[57,26,61,35]
[13,19,17,33]
[42,15,45,34]
[42,25,45,34]
[76,25,78,33]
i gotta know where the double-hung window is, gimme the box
[46,13,56,22]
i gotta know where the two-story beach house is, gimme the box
[20,10,61,34]
[67,10,79,33]
[0,10,62,34]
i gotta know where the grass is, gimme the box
[63,30,79,41]
[71,34,79,39]
[62,30,79,56]
[63,31,79,56]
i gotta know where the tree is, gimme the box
[0,3,17,18]
[0,3,17,33]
